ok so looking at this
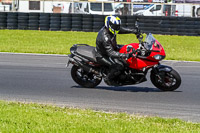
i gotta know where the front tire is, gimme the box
[71,65,102,88]
[150,69,181,91]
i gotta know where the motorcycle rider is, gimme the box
[95,15,140,86]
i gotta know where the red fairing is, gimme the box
[146,40,166,61]
[119,41,166,70]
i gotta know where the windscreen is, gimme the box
[90,3,113,11]
[144,33,156,50]
[104,3,113,11]
[144,4,153,10]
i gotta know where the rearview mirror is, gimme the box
[84,8,88,12]
[150,9,155,12]
[127,45,133,52]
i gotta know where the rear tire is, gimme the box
[150,69,181,91]
[71,65,102,88]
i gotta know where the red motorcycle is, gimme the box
[67,33,181,91]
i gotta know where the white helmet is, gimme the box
[105,15,121,34]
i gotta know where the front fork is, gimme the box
[152,63,173,82]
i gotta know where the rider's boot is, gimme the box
[104,68,120,86]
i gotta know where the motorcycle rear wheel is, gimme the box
[150,69,181,91]
[71,65,102,88]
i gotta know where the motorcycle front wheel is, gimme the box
[150,69,181,91]
[71,65,102,88]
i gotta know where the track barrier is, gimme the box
[0,12,200,36]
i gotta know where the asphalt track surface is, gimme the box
[0,53,200,122]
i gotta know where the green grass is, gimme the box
[1,30,200,131]
[0,29,200,61]
[0,101,200,132]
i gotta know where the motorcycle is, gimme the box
[66,32,181,91]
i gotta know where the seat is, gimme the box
[76,45,97,62]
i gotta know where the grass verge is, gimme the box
[0,30,199,61]
[0,100,200,132]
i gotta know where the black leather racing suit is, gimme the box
[95,26,138,85]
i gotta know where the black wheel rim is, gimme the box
[76,68,99,84]
[158,72,176,88]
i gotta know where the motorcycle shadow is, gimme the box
[96,86,161,92]
[72,86,182,92]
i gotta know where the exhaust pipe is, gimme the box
[78,61,99,75]
[69,58,99,75]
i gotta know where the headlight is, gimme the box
[153,54,165,60]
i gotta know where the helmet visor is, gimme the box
[110,21,120,31]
